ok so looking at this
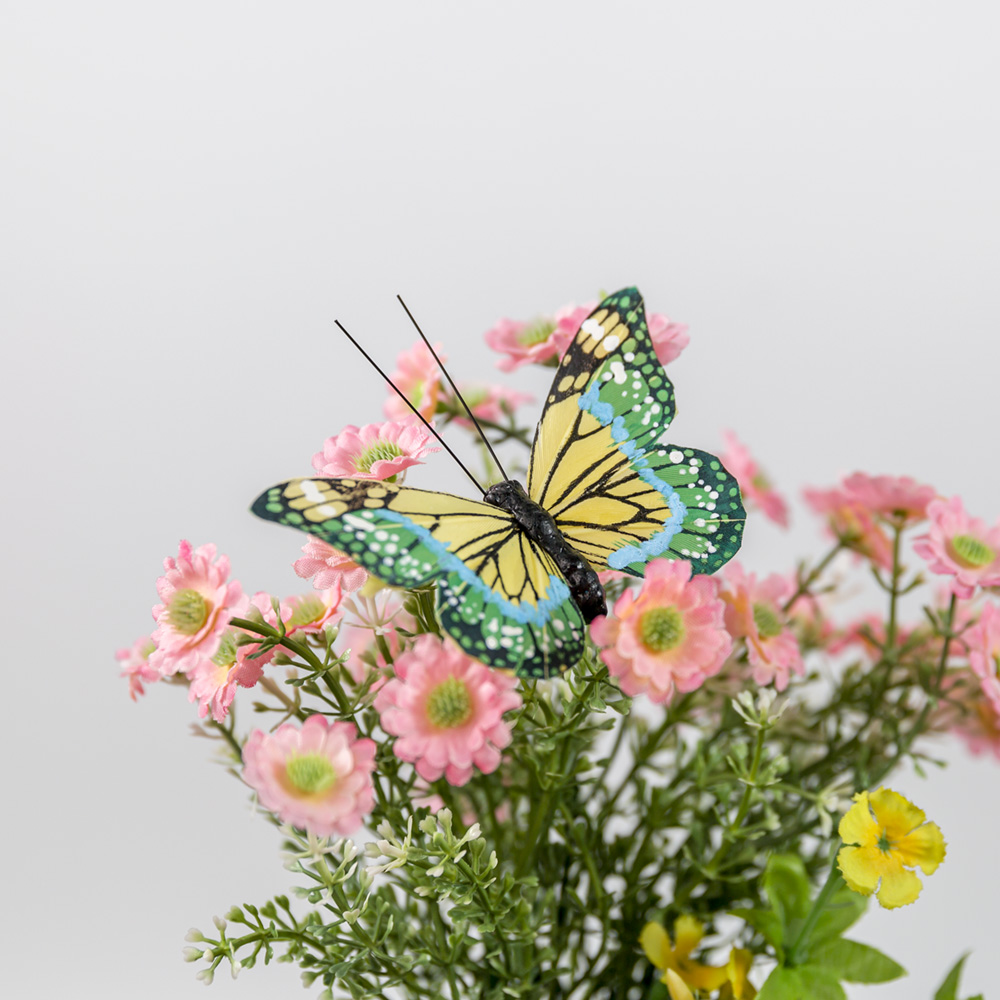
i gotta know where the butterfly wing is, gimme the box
[527,288,745,576]
[252,478,586,678]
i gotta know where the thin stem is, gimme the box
[782,541,845,612]
[787,855,842,964]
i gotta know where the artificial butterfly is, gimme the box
[251,288,745,678]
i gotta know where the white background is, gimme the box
[3,3,998,997]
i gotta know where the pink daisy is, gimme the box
[913,496,1000,599]
[187,592,289,722]
[840,473,936,523]
[967,602,1000,714]
[242,715,376,836]
[722,564,804,691]
[590,558,732,704]
[374,635,522,786]
[285,584,344,637]
[294,539,368,594]
[116,635,159,700]
[148,541,246,678]
[803,485,893,570]
[312,419,440,482]
[383,341,446,421]
[484,313,574,371]
[719,430,789,528]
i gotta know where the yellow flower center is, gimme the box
[211,631,238,668]
[752,603,783,639]
[639,606,685,652]
[167,588,209,635]
[517,319,556,347]
[426,675,473,728]
[285,754,337,795]
[354,441,406,473]
[949,533,995,568]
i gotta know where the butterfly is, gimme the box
[251,288,745,679]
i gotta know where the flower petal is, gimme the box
[875,859,923,909]
[639,921,674,970]
[837,845,881,895]
[672,915,704,958]
[869,786,926,838]
[838,792,878,846]
[893,821,946,875]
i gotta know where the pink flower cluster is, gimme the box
[484,298,688,372]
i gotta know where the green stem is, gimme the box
[787,856,842,964]
[782,541,845,612]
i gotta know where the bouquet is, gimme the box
[118,288,998,999]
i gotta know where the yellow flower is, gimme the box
[837,787,946,909]
[640,918,756,998]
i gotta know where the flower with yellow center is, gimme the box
[837,787,946,909]
[640,917,756,998]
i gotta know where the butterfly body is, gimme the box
[482,479,606,622]
[253,288,745,678]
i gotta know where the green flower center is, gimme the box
[426,676,473,728]
[288,596,324,630]
[752,603,783,639]
[517,319,556,347]
[285,754,337,796]
[876,831,893,853]
[167,588,209,635]
[211,630,238,668]
[950,533,995,569]
[638,606,685,652]
[353,440,406,473]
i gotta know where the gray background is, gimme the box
[2,2,998,997]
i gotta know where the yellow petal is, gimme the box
[639,921,674,971]
[869,786,926,839]
[727,948,755,999]
[838,792,879,846]
[893,820,946,875]
[837,845,880,895]
[672,915,705,958]
[875,858,923,908]
[683,961,730,991]
[664,969,696,1000]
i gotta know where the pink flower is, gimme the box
[967,602,1000,714]
[285,585,344,637]
[294,539,368,594]
[375,635,522,786]
[187,592,289,722]
[719,431,789,528]
[840,473,936,522]
[803,485,893,570]
[116,635,159,700]
[450,383,533,426]
[590,559,732,704]
[148,541,246,678]
[242,715,376,836]
[722,564,804,691]
[383,341,446,421]
[647,312,690,367]
[913,497,1000,599]
[484,314,574,371]
[312,419,440,481]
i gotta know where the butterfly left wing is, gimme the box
[527,287,745,576]
[251,478,586,678]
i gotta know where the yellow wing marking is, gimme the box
[277,479,557,608]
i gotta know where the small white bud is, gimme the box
[196,968,215,986]
[231,960,242,979]
[182,947,204,963]
[212,915,227,933]
[184,928,205,943]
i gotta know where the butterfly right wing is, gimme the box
[252,478,586,678]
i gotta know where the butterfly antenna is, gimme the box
[396,294,511,482]
[334,319,487,497]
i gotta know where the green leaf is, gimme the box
[934,953,970,1000]
[808,887,868,944]
[809,938,906,983]
[730,906,784,949]
[797,965,848,1000]
[757,968,804,1000]
[764,854,812,927]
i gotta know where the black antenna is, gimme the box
[334,319,486,497]
[396,294,510,482]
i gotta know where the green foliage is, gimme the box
[934,954,983,1000]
